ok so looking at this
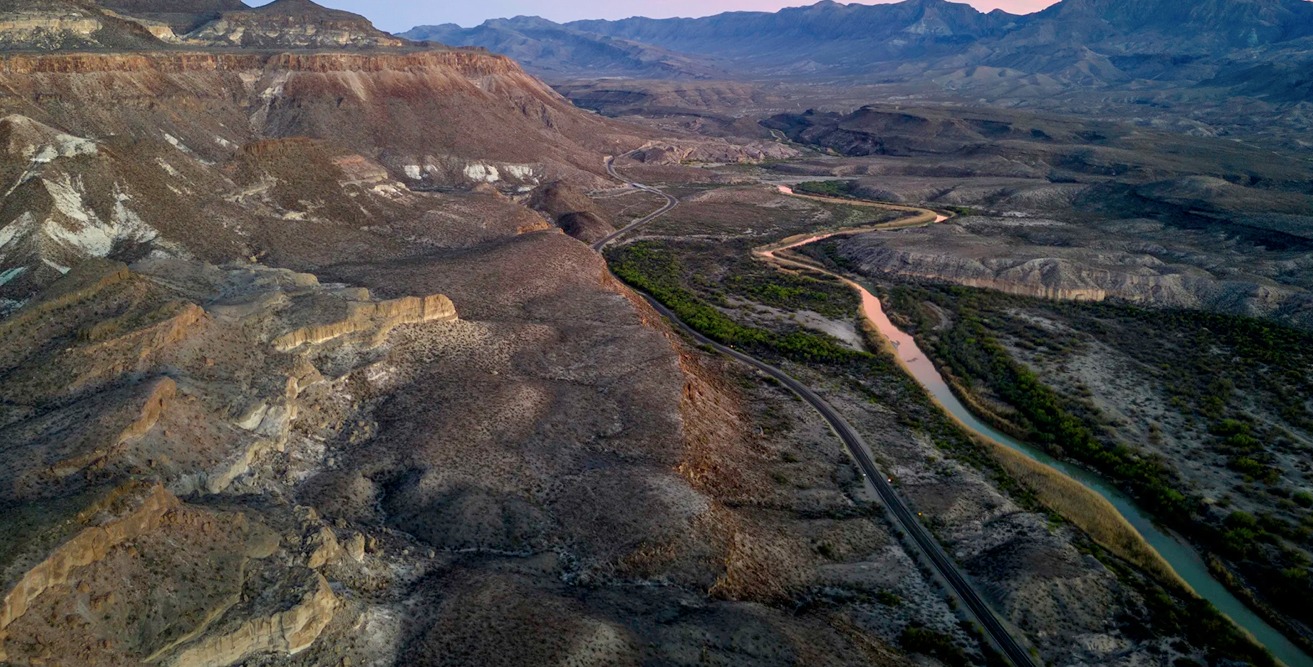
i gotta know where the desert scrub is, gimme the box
[609,241,863,364]
[899,625,970,667]
[723,257,858,320]
[883,280,1313,652]
[795,180,859,198]
[613,239,1284,664]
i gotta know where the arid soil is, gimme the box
[0,6,1036,666]
[602,179,1263,666]
[3,1,1310,665]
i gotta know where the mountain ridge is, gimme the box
[404,0,1313,108]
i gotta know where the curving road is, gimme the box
[595,157,1039,667]
[591,156,680,252]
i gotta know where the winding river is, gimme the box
[761,187,1312,667]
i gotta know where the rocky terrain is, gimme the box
[0,0,403,49]
[0,42,648,310]
[0,257,453,665]
[185,0,405,49]
[0,2,1061,666]
[3,0,1310,665]
[734,102,1313,331]
[602,181,1276,666]
[838,216,1313,330]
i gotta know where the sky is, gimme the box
[250,0,1061,32]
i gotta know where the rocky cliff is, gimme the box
[840,217,1313,329]
[0,48,631,175]
[0,45,647,308]
[0,0,164,51]
[97,0,245,33]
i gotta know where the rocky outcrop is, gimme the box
[0,258,461,664]
[840,218,1313,329]
[529,182,617,243]
[273,293,458,352]
[628,139,798,165]
[0,484,177,637]
[0,483,283,665]
[96,0,246,33]
[0,48,525,77]
[0,0,403,51]
[0,1,166,51]
[166,572,338,667]
[0,15,101,41]
[183,0,404,49]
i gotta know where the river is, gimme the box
[760,199,1313,667]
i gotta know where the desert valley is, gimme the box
[0,0,1311,666]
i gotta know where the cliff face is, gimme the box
[0,47,645,308]
[0,1,166,51]
[0,49,628,176]
[840,218,1313,329]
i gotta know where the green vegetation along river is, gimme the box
[761,210,1313,667]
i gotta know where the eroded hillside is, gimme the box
[0,3,1009,666]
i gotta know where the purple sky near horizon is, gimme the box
[250,0,1060,32]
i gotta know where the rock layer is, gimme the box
[840,217,1313,329]
[0,258,458,665]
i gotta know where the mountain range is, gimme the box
[404,0,1313,132]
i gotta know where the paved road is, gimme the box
[590,156,679,252]
[595,157,1040,667]
[636,293,1038,667]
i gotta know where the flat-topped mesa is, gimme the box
[273,293,458,352]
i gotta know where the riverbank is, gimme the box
[757,238,1192,593]
[758,220,1311,667]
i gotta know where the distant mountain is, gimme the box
[405,0,1313,95]
[1028,0,1313,50]
[406,0,1022,77]
[570,0,1018,67]
[403,17,720,78]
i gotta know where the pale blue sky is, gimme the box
[249,0,1060,32]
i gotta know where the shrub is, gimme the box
[899,626,969,667]
[794,180,858,198]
